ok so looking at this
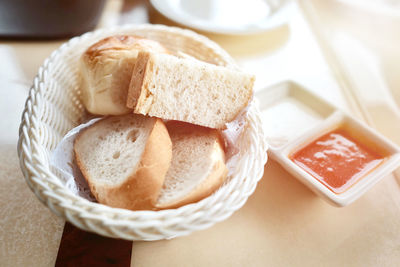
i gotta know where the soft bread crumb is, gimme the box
[74,114,172,210]
[127,51,254,129]
[156,121,228,209]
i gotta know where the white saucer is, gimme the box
[150,0,294,35]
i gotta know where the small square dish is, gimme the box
[257,81,400,206]
[257,81,334,149]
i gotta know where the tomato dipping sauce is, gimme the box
[290,128,385,194]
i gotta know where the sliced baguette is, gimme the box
[156,121,228,209]
[80,35,169,115]
[74,114,172,211]
[127,51,255,129]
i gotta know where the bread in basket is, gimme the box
[17,24,268,241]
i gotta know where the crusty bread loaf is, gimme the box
[155,121,228,209]
[126,51,254,129]
[74,114,172,211]
[80,35,169,115]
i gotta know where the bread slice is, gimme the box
[155,121,228,209]
[74,114,172,211]
[126,51,255,129]
[80,35,169,115]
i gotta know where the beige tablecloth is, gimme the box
[1,0,400,266]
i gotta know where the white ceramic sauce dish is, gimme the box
[257,81,400,206]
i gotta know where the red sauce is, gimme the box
[290,128,384,194]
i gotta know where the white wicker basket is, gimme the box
[17,24,268,241]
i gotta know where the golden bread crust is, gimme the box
[155,121,228,209]
[74,116,172,211]
[79,35,169,115]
